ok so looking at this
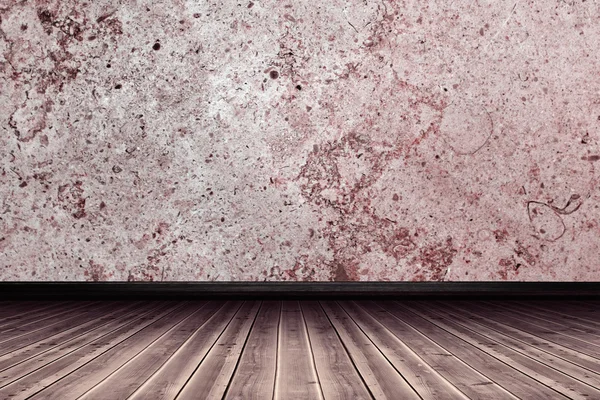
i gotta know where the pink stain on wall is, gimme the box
[1,0,599,281]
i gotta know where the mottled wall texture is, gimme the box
[1,0,599,282]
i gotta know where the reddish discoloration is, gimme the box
[2,0,600,281]
[498,257,520,280]
[412,238,457,281]
[514,242,538,267]
[84,260,112,281]
[281,255,317,281]
[57,181,87,219]
[380,226,417,260]
[493,229,509,243]
[582,155,600,162]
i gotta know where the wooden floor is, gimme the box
[0,300,598,399]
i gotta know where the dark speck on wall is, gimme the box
[0,0,598,283]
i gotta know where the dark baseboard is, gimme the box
[0,282,598,300]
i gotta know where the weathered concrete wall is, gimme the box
[1,0,599,281]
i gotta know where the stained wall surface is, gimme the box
[1,0,599,281]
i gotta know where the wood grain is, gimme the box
[340,301,467,400]
[0,301,180,400]
[382,301,568,399]
[224,301,280,400]
[0,301,98,342]
[321,301,419,400]
[0,301,142,373]
[458,301,600,358]
[432,301,600,390]
[359,301,515,399]
[273,301,324,400]
[177,301,261,400]
[301,301,372,400]
[25,302,196,400]
[481,301,600,346]
[488,301,600,335]
[521,301,600,330]
[403,301,600,400]
[79,301,220,399]
[0,301,72,327]
[0,302,117,356]
[128,301,243,400]
[0,300,596,400]
[449,301,600,372]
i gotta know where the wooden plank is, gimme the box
[0,302,166,388]
[523,300,599,314]
[448,301,600,372]
[358,301,516,399]
[521,301,598,314]
[0,302,72,326]
[0,301,181,399]
[484,300,600,340]
[0,301,98,341]
[24,302,198,400]
[496,301,600,333]
[128,301,243,400]
[0,301,142,372]
[0,301,66,312]
[523,301,600,319]
[380,301,569,399]
[403,302,600,399]
[272,301,324,400]
[320,301,419,400]
[340,301,466,400]
[300,301,372,400]
[0,301,93,330]
[224,301,280,400]
[431,301,600,390]
[177,301,261,400]
[0,302,119,356]
[528,300,600,315]
[78,301,220,399]
[463,301,600,358]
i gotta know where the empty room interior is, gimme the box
[0,0,599,399]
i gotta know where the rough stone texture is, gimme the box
[1,0,599,281]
